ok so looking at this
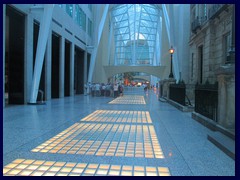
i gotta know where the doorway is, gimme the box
[51,33,60,98]
[74,47,84,94]
[5,5,25,104]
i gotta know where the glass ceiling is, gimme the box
[111,4,160,66]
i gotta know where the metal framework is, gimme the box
[111,4,160,66]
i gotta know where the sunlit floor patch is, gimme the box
[31,122,164,158]
[109,95,146,104]
[3,159,171,176]
[81,110,152,123]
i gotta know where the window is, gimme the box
[111,4,160,65]
[75,5,81,26]
[191,53,194,78]
[198,46,203,84]
[224,33,231,63]
[88,18,92,37]
[82,11,86,31]
[66,4,73,17]
[74,5,86,31]
[203,4,207,17]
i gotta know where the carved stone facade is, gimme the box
[189,4,234,84]
[189,4,235,131]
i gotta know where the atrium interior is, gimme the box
[3,4,235,176]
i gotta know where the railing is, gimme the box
[195,83,218,122]
[169,84,186,106]
[191,17,201,32]
[191,16,208,33]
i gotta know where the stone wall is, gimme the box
[216,64,235,131]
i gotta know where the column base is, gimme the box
[28,101,46,105]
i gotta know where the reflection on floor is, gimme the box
[109,95,146,104]
[3,95,169,176]
[3,159,170,176]
[31,110,163,158]
[82,110,152,123]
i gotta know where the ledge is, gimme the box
[192,112,235,140]
[207,131,235,160]
[167,99,194,112]
[27,101,46,105]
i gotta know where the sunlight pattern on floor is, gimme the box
[81,110,152,123]
[31,123,164,158]
[3,159,170,176]
[109,95,146,104]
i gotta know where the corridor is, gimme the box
[3,88,235,176]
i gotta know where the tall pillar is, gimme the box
[216,65,235,131]
[70,42,75,96]
[45,33,52,100]
[29,5,54,103]
[84,50,87,95]
[161,78,176,99]
[25,14,34,104]
[87,4,109,83]
[217,75,227,126]
[59,36,65,98]
[3,4,6,107]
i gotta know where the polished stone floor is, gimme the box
[3,88,235,176]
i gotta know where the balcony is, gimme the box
[191,17,201,33]
[191,16,207,33]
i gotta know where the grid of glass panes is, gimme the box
[74,5,86,31]
[111,4,160,66]
[88,18,93,37]
[66,4,73,17]
[75,5,81,26]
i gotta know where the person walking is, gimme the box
[113,83,118,98]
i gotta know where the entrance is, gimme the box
[74,47,84,94]
[5,5,25,104]
[51,33,60,98]
[64,41,71,97]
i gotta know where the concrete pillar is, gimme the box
[3,5,6,107]
[87,4,109,83]
[70,42,75,96]
[29,5,54,103]
[161,78,176,99]
[59,36,65,98]
[25,14,34,104]
[45,33,52,100]
[107,23,113,65]
[216,64,235,130]
[217,75,227,126]
[226,75,235,129]
[84,50,87,95]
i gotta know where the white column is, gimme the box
[162,4,180,81]
[87,4,109,83]
[25,14,34,104]
[162,4,171,45]
[3,4,6,107]
[70,42,75,96]
[107,22,113,65]
[59,36,65,98]
[84,50,87,95]
[45,32,52,100]
[29,4,54,103]
[133,4,136,65]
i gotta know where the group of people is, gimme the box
[85,82,124,98]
